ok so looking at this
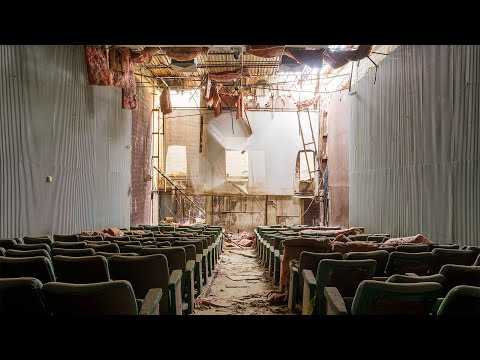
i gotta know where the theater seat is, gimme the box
[0,277,48,315]
[43,280,162,315]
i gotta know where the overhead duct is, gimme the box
[170,58,198,72]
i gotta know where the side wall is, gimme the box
[327,92,350,228]
[329,45,480,245]
[0,45,131,237]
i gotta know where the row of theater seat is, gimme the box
[0,277,163,315]
[255,225,480,315]
[0,225,224,315]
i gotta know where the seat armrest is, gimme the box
[169,269,182,287]
[196,254,203,263]
[373,276,389,282]
[169,269,183,315]
[274,250,279,258]
[405,273,419,277]
[288,262,300,311]
[301,269,317,315]
[324,287,347,315]
[186,260,195,273]
[203,249,208,257]
[302,269,316,287]
[139,288,163,315]
[432,297,444,315]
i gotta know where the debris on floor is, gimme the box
[193,247,290,315]
[224,231,256,248]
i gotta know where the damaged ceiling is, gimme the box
[90,45,398,111]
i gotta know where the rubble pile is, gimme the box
[224,231,256,248]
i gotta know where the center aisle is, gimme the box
[193,247,290,315]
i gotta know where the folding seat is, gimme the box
[438,264,480,296]
[135,232,154,238]
[395,244,430,253]
[367,235,386,243]
[52,255,110,283]
[124,244,157,253]
[51,248,96,257]
[430,249,477,274]
[466,246,480,259]
[288,251,343,313]
[113,240,141,253]
[173,240,204,295]
[302,259,377,315]
[319,226,341,230]
[14,243,51,253]
[105,236,130,242]
[0,239,19,250]
[153,241,172,247]
[386,273,446,284]
[152,232,173,238]
[436,285,480,315]
[53,234,79,243]
[0,247,4,256]
[385,252,433,276]
[344,250,390,278]
[0,256,55,284]
[281,237,332,294]
[0,277,48,315]
[78,235,104,242]
[268,233,296,276]
[273,235,295,286]
[347,234,373,242]
[429,244,460,251]
[23,236,54,246]
[129,236,156,243]
[144,225,160,232]
[86,243,120,253]
[108,254,177,315]
[378,245,396,253]
[324,280,443,315]
[51,241,87,249]
[96,252,137,258]
[141,247,194,314]
[170,243,199,300]
[183,238,209,285]
[191,236,214,277]
[160,226,175,233]
[84,240,111,245]
[373,233,390,238]
[6,249,51,261]
[43,280,162,315]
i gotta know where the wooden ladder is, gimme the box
[297,108,317,195]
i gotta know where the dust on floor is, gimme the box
[193,248,290,315]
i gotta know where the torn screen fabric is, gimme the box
[160,88,173,115]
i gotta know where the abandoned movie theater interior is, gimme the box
[1,43,480,317]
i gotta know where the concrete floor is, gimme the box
[193,247,290,315]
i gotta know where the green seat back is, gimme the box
[351,280,443,315]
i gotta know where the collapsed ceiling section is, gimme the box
[85,45,398,110]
